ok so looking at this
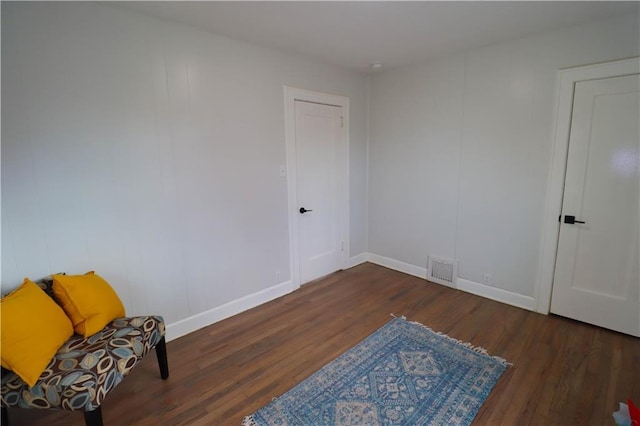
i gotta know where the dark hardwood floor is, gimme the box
[7,263,639,425]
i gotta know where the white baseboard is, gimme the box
[362,252,536,311]
[166,255,536,342]
[366,253,427,280]
[349,252,369,268]
[165,280,294,342]
[456,278,536,311]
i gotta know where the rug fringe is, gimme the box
[242,415,257,426]
[391,314,512,367]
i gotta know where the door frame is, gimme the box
[284,86,350,289]
[535,57,640,314]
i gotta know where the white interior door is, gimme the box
[294,100,344,284]
[551,73,640,337]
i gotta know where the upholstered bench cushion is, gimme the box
[1,316,165,412]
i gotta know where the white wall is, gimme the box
[368,15,639,306]
[1,2,368,336]
[3,1,638,336]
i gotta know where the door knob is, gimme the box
[564,215,586,224]
[299,207,313,214]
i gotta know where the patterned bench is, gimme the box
[1,280,169,426]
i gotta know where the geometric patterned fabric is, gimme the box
[243,317,508,426]
[1,316,165,412]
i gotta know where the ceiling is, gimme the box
[115,1,639,73]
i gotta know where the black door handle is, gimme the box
[563,215,586,224]
[299,207,313,214]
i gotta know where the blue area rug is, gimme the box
[243,317,508,426]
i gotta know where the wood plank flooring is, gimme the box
[7,263,639,425]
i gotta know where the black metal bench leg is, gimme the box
[83,406,103,426]
[155,337,169,380]
[2,406,9,426]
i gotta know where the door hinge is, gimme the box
[340,117,344,128]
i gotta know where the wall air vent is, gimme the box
[427,256,457,288]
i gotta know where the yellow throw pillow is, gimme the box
[1,279,74,387]
[52,271,126,338]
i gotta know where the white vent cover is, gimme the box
[427,256,457,288]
